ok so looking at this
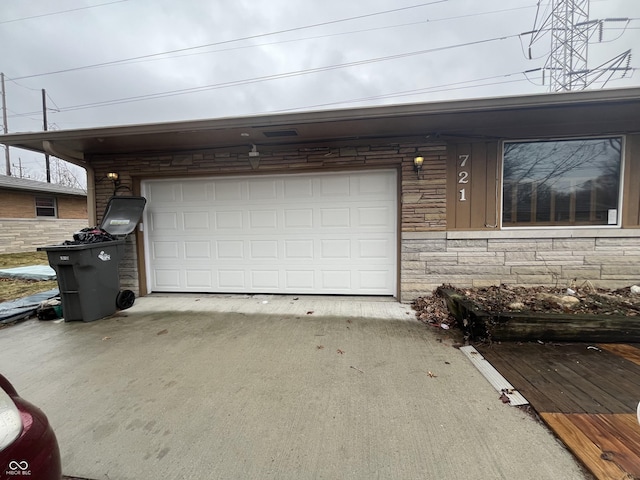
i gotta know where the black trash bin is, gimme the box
[38,196,146,322]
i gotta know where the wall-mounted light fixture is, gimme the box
[413,156,424,179]
[248,144,260,169]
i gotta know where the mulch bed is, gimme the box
[412,283,640,329]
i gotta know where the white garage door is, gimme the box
[142,170,397,295]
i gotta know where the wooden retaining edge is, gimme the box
[438,288,640,343]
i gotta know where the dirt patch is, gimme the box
[0,251,57,302]
[412,283,640,327]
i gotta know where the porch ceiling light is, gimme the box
[413,156,424,179]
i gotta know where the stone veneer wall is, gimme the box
[0,218,89,254]
[401,229,640,301]
[88,143,640,302]
[89,142,448,297]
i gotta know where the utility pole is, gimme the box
[42,89,50,182]
[1,72,10,176]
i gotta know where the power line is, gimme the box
[84,4,538,72]
[8,33,519,117]
[10,1,448,81]
[0,0,129,25]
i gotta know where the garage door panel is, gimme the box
[284,178,313,198]
[185,270,213,288]
[215,211,243,229]
[284,240,314,259]
[251,270,280,289]
[150,211,179,231]
[217,240,244,259]
[284,209,313,228]
[154,269,181,288]
[152,241,179,259]
[320,208,350,227]
[181,181,212,202]
[184,241,211,259]
[183,211,210,229]
[148,183,182,202]
[248,179,278,200]
[250,240,278,259]
[218,270,245,289]
[144,171,396,295]
[248,210,277,229]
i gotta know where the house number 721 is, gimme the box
[458,154,470,202]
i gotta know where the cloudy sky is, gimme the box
[0,0,638,182]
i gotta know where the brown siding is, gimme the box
[446,142,499,230]
[622,134,640,227]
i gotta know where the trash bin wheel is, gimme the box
[116,290,136,310]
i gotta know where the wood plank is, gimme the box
[545,354,637,414]
[569,414,640,478]
[599,343,640,366]
[477,344,584,413]
[540,413,629,480]
[478,342,640,413]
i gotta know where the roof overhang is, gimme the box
[2,87,640,160]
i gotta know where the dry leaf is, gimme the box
[337,349,345,355]
[157,329,168,335]
[316,345,324,350]
[427,371,437,378]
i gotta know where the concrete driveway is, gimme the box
[0,295,587,480]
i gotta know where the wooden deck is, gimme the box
[476,342,640,480]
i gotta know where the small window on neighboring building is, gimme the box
[35,196,57,217]
[502,137,622,227]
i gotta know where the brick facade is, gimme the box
[0,218,88,254]
[0,190,87,219]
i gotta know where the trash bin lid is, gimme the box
[100,196,147,236]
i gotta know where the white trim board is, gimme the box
[460,345,529,407]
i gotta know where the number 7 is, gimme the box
[459,154,469,167]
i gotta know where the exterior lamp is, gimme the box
[413,156,424,178]
[106,172,121,195]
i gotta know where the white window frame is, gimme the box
[35,196,57,218]
[500,136,625,230]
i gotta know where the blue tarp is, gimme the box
[0,289,60,324]
[0,265,56,281]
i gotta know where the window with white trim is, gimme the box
[502,137,622,227]
[35,196,57,217]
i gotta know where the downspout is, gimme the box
[42,140,96,226]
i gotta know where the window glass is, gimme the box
[35,196,57,217]
[502,138,622,227]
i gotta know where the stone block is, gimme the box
[516,275,555,284]
[457,252,505,265]
[510,266,562,275]
[552,239,595,251]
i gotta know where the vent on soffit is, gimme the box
[261,129,298,138]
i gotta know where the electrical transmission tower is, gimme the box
[526,0,633,92]
[548,0,590,91]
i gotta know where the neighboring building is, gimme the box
[0,176,88,254]
[1,87,639,301]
